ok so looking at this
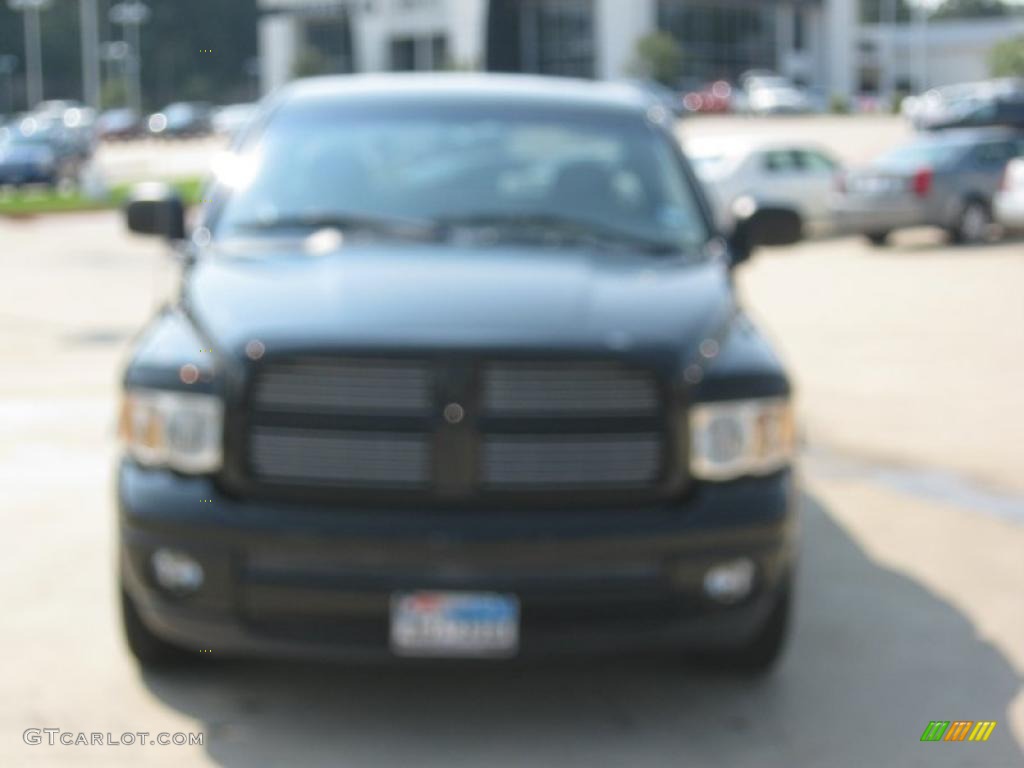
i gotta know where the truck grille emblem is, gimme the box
[443,402,465,424]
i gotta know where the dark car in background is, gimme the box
[26,100,97,158]
[117,74,801,673]
[147,102,213,138]
[96,108,143,141]
[833,127,1024,245]
[0,127,61,187]
[923,92,1024,132]
[0,118,84,187]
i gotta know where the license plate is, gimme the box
[390,591,519,658]
[848,176,901,196]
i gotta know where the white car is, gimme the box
[994,156,1024,230]
[744,76,813,115]
[686,136,842,238]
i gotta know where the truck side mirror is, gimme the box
[124,182,186,240]
[729,197,802,268]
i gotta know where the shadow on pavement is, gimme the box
[140,494,1023,768]
[870,231,1024,256]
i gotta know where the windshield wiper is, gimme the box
[435,212,684,255]
[232,211,441,241]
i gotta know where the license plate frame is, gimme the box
[389,591,520,658]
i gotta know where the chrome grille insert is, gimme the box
[482,434,661,488]
[482,362,659,416]
[249,427,430,486]
[252,358,433,414]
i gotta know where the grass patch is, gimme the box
[0,177,204,216]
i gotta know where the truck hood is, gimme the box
[183,240,735,363]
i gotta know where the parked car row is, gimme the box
[834,128,1024,245]
[687,126,1024,247]
[1,95,258,189]
[98,101,257,141]
[622,70,823,118]
[635,72,1024,125]
[0,101,96,189]
[16,101,258,145]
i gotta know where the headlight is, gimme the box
[690,398,795,481]
[118,389,223,473]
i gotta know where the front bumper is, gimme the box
[831,199,929,235]
[118,461,799,661]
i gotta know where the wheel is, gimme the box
[692,575,793,676]
[120,585,195,667]
[865,231,890,247]
[951,199,992,244]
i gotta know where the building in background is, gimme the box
[258,0,485,94]
[258,0,855,96]
[858,15,1024,93]
[257,0,1019,100]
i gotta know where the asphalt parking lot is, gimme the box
[2,117,1022,767]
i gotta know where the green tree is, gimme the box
[99,77,128,110]
[292,48,332,79]
[179,73,215,102]
[860,0,912,24]
[629,32,683,86]
[290,48,333,78]
[990,35,1024,77]
[931,0,1010,19]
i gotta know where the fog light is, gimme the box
[703,558,755,604]
[152,549,204,593]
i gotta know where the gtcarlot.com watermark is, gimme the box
[24,729,203,747]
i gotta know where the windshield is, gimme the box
[210,104,709,254]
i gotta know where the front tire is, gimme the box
[865,231,890,247]
[120,585,195,667]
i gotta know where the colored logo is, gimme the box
[920,721,997,743]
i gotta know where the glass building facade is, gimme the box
[657,0,779,83]
[518,0,596,78]
[488,0,795,83]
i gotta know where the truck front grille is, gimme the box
[243,355,674,501]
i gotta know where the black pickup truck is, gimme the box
[117,73,801,673]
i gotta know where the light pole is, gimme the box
[244,58,260,101]
[7,0,52,109]
[110,1,150,115]
[0,54,17,115]
[881,0,896,99]
[80,0,101,109]
[910,0,930,92]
